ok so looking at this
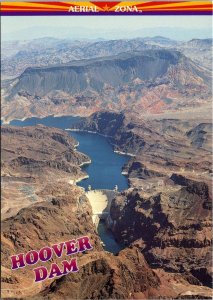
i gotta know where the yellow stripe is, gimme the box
[1,1,212,11]
[143,7,212,11]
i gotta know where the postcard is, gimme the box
[1,1,212,299]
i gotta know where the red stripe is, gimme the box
[134,1,187,8]
[141,4,212,10]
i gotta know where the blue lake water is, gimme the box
[10,116,130,191]
[71,131,129,191]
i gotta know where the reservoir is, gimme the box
[10,115,129,253]
[10,116,130,191]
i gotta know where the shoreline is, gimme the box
[65,128,113,138]
[66,128,135,158]
[114,150,136,157]
[1,119,11,125]
[2,115,39,125]
[74,142,80,150]
[79,159,92,167]
[69,174,89,185]
[53,113,81,118]
[7,118,131,187]
[2,114,81,126]
[1,117,27,125]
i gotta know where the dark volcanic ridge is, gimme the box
[2,37,212,80]
[2,49,211,122]
[7,50,211,97]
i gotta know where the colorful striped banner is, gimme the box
[1,1,213,15]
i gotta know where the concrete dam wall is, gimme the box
[85,189,117,228]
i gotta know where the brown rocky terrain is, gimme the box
[1,181,102,298]
[38,247,160,299]
[38,247,213,300]
[1,125,103,298]
[177,39,212,71]
[110,181,212,286]
[1,124,212,299]
[1,125,89,219]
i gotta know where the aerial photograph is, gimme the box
[1,13,212,299]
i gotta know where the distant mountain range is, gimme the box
[2,47,211,123]
[3,25,212,42]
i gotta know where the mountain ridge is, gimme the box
[2,48,211,122]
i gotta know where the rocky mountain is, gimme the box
[187,123,213,151]
[1,125,89,219]
[177,38,212,71]
[9,50,199,97]
[1,38,90,79]
[38,247,160,299]
[38,245,213,299]
[3,193,212,300]
[2,49,211,123]
[1,125,99,298]
[110,179,212,287]
[184,38,212,48]
[1,180,102,298]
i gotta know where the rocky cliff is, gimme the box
[110,177,212,287]
[39,247,160,299]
